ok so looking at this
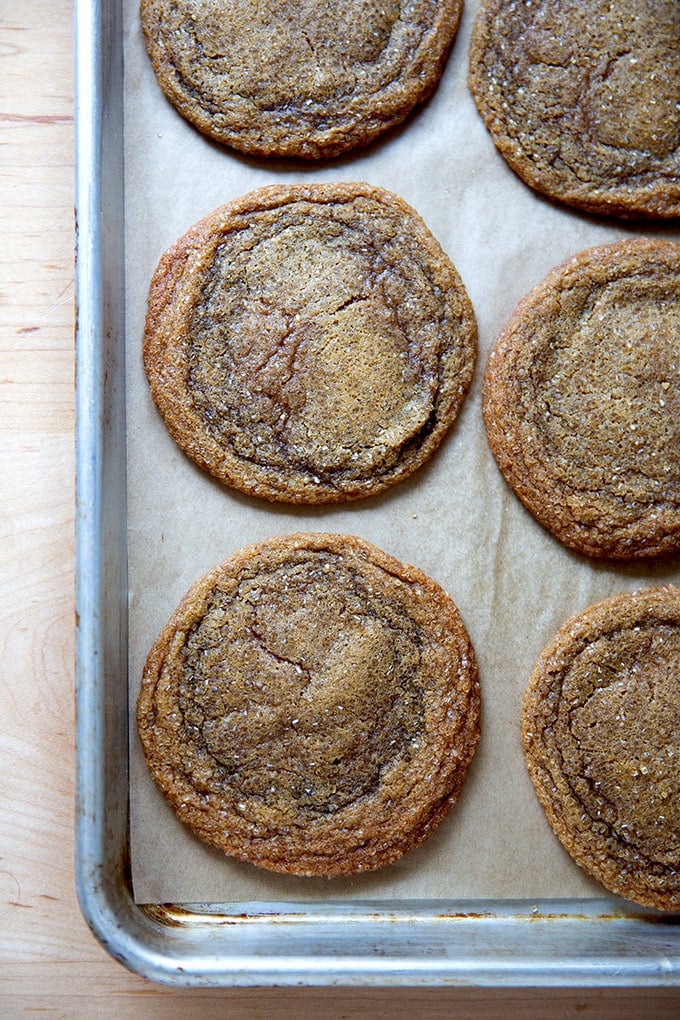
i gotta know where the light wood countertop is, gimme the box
[1,2,679,1015]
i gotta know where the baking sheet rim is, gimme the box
[73,0,680,987]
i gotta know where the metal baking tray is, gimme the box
[74,0,680,987]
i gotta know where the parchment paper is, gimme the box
[125,0,680,904]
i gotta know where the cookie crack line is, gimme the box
[248,622,310,681]
[599,49,633,85]
[301,31,316,60]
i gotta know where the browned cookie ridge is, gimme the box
[468,0,680,218]
[521,586,680,911]
[137,532,481,876]
[144,182,477,504]
[140,0,463,159]
[482,237,680,560]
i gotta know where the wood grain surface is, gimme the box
[1,2,679,1016]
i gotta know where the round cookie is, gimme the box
[482,237,680,560]
[140,0,463,159]
[137,532,481,877]
[521,586,680,911]
[468,0,680,218]
[144,182,477,505]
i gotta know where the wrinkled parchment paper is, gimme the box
[125,0,680,903]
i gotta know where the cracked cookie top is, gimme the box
[137,532,481,876]
[143,182,477,504]
[468,0,680,218]
[482,237,680,560]
[521,586,680,910]
[140,0,463,158]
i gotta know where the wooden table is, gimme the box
[2,2,679,1015]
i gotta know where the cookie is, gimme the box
[140,0,463,159]
[137,532,481,877]
[468,0,680,218]
[521,586,680,911]
[482,237,680,560]
[144,182,477,505]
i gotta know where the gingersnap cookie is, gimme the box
[468,0,680,218]
[137,532,481,877]
[140,0,463,159]
[522,586,680,911]
[144,182,477,505]
[482,237,680,560]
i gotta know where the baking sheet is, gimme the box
[124,0,680,904]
